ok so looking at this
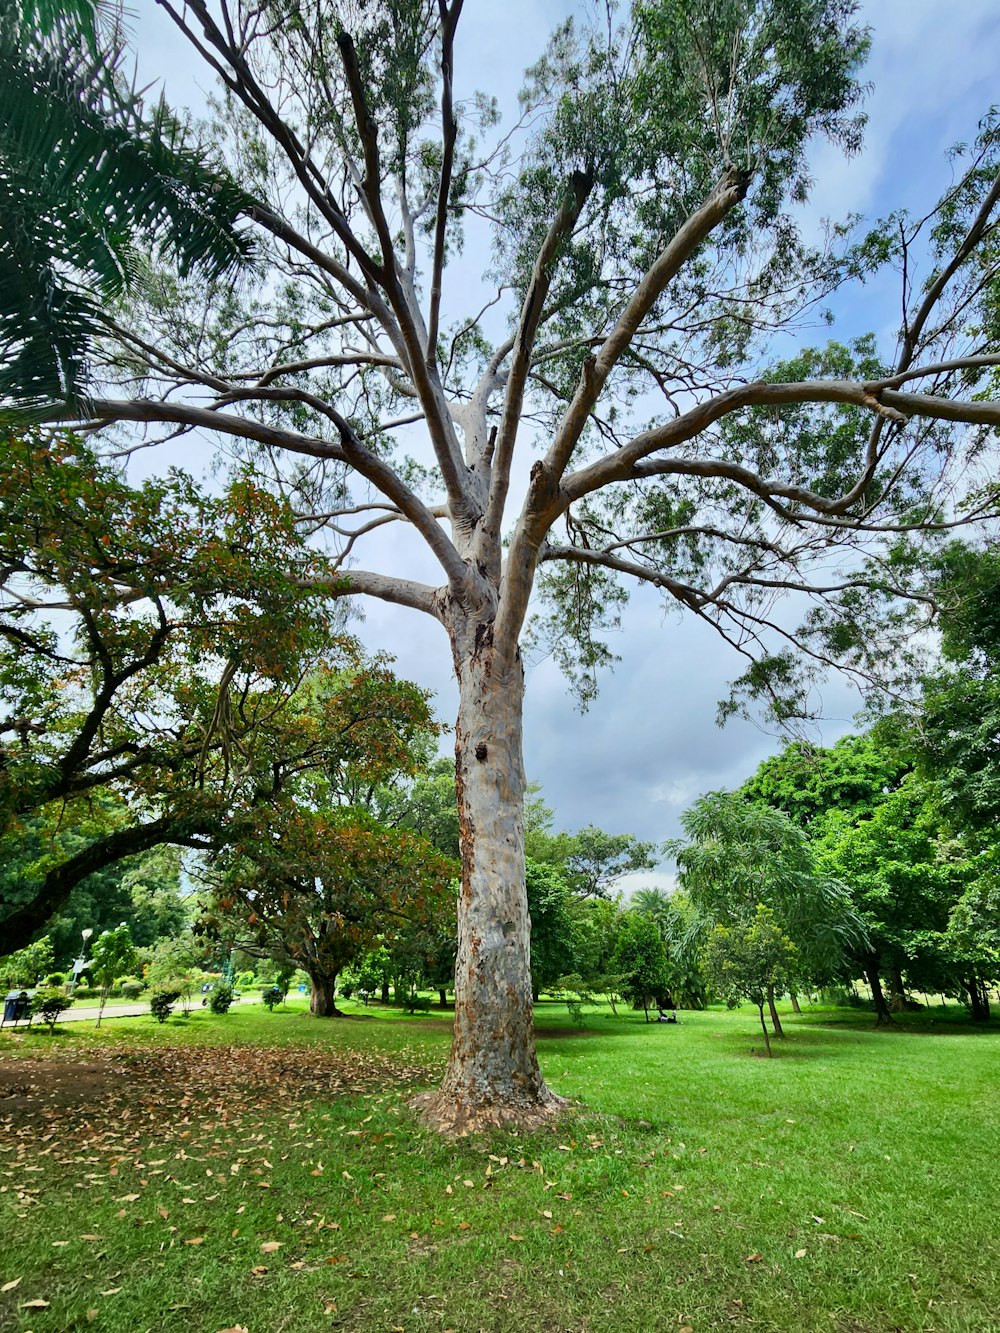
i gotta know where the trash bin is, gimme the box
[2,991,32,1027]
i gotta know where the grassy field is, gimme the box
[1,997,997,1333]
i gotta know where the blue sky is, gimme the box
[132,0,1000,889]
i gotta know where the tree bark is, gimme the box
[766,985,784,1037]
[413,631,564,1133]
[789,991,802,1014]
[438,988,448,1008]
[966,977,991,1022]
[866,964,893,1026]
[757,1004,772,1057]
[309,973,342,1017]
[888,962,907,1012]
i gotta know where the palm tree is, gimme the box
[1,0,256,412]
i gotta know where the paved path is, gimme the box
[38,994,264,1024]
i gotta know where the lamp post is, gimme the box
[69,927,93,995]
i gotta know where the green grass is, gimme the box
[1,998,998,1333]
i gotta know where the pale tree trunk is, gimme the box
[413,628,564,1133]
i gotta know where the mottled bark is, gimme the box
[789,992,802,1014]
[414,632,564,1133]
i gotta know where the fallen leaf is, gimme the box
[541,1210,553,1219]
[80,1234,102,1241]
[86,1310,99,1322]
[508,1234,524,1242]
[745,1252,763,1263]
[381,1214,397,1222]
[185,1237,206,1246]
[795,1248,807,1259]
[217,1325,249,1332]
[251,1266,268,1276]
[20,1299,51,1309]
[115,1193,141,1203]
[1,1279,21,1293]
[101,1287,122,1295]
[260,1241,283,1253]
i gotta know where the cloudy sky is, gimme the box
[132,0,1000,889]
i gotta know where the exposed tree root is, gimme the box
[410,1086,572,1136]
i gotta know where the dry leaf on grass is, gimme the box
[1,1279,21,1293]
[745,1252,763,1263]
[260,1241,283,1253]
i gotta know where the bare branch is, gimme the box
[298,569,443,620]
[541,164,753,485]
[427,0,465,362]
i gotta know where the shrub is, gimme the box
[402,989,431,1014]
[150,989,182,1023]
[32,988,74,1032]
[237,970,257,988]
[119,979,145,999]
[209,983,234,1014]
[43,971,67,987]
[261,985,283,1011]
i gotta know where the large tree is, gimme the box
[0,430,343,944]
[206,805,456,1016]
[7,0,1000,1129]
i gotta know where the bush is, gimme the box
[32,988,74,1032]
[119,979,145,999]
[209,983,234,1014]
[150,989,182,1023]
[43,971,67,987]
[261,985,283,1011]
[73,985,98,999]
[237,970,257,988]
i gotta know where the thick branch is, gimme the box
[563,379,1000,509]
[481,170,594,565]
[0,816,216,953]
[426,0,465,363]
[298,570,444,620]
[541,164,752,484]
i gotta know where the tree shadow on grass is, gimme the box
[792,1007,1000,1038]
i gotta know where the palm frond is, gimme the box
[0,0,259,412]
